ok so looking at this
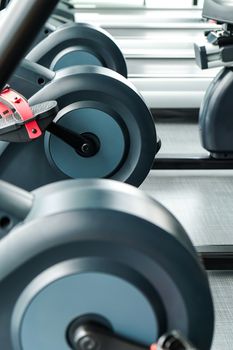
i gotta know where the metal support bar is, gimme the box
[153,156,233,170]
[68,323,147,350]
[47,123,100,157]
[0,181,33,220]
[197,245,233,271]
[68,323,197,350]
[0,0,59,90]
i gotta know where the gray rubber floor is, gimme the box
[153,111,206,155]
[141,169,233,246]
[140,115,233,349]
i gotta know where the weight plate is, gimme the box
[0,68,155,189]
[51,47,103,70]
[29,65,157,187]
[45,107,126,178]
[14,271,160,350]
[0,180,214,350]
[27,23,128,77]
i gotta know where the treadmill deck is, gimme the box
[141,117,233,349]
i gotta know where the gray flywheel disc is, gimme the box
[0,180,214,350]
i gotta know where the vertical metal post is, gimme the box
[0,0,59,90]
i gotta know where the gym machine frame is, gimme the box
[0,1,215,350]
[0,0,231,273]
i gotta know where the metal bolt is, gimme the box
[78,336,99,350]
[81,143,90,153]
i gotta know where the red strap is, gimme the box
[1,88,41,139]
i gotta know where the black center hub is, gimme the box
[76,133,100,158]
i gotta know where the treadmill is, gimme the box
[69,2,220,110]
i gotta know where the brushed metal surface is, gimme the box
[127,58,218,78]
[74,8,208,27]
[155,114,205,154]
[208,272,233,350]
[128,59,218,108]
[142,170,233,246]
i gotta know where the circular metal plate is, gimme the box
[28,23,128,77]
[30,66,158,187]
[45,107,126,178]
[0,180,214,350]
[14,271,159,350]
[51,47,103,70]
[4,67,156,190]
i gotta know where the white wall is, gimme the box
[146,0,204,7]
[72,0,144,8]
[72,0,204,8]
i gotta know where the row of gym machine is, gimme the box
[0,0,232,349]
[68,0,219,110]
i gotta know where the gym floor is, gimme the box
[141,115,233,349]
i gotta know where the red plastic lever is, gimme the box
[0,87,42,139]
